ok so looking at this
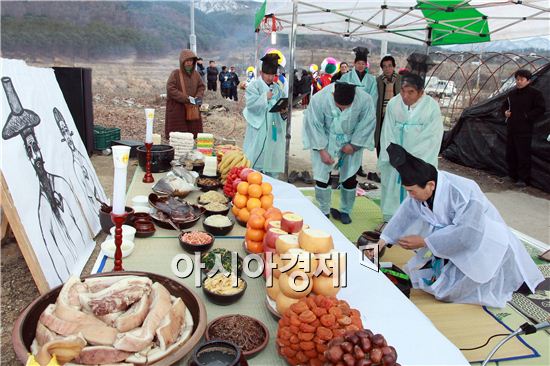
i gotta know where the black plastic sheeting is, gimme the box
[442,63,550,193]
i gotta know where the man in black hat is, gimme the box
[242,53,287,177]
[302,81,376,224]
[368,143,543,307]
[340,46,379,178]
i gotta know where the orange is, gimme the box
[231,205,240,216]
[248,184,262,198]
[250,207,266,217]
[237,181,249,196]
[247,171,262,185]
[264,207,282,221]
[233,193,247,209]
[246,228,265,242]
[248,214,266,230]
[246,197,262,211]
[246,240,263,254]
[238,207,251,222]
[261,182,272,195]
[260,194,274,209]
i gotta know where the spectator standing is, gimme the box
[376,55,401,157]
[331,62,349,83]
[219,66,231,99]
[196,58,206,82]
[228,66,240,101]
[501,69,546,187]
[206,60,219,92]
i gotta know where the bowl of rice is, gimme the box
[203,215,234,236]
[203,202,230,217]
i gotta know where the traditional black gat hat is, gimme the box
[261,53,280,74]
[387,143,437,186]
[334,82,356,106]
[353,47,369,63]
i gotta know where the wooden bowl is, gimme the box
[202,276,247,306]
[12,271,207,365]
[205,314,269,359]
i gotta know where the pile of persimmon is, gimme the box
[244,207,283,254]
[276,294,363,366]
[231,171,274,225]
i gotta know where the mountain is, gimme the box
[445,37,550,53]
[195,0,255,14]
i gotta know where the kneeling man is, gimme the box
[373,143,543,307]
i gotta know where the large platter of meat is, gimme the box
[13,271,207,365]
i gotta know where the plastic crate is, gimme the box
[93,126,121,150]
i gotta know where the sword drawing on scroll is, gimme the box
[53,107,107,228]
[1,77,88,281]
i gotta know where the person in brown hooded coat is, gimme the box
[164,49,206,138]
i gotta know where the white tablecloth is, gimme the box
[264,175,469,366]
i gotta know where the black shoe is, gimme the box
[370,172,381,183]
[325,214,330,219]
[515,180,527,188]
[288,170,300,183]
[340,213,352,224]
[357,166,367,177]
[301,171,314,184]
[330,208,341,221]
[359,182,378,191]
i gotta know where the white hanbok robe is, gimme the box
[378,94,443,220]
[380,171,543,308]
[302,83,376,183]
[243,78,287,174]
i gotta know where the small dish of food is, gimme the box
[202,215,234,236]
[201,248,243,275]
[198,191,228,205]
[179,231,215,253]
[196,177,221,192]
[205,314,269,359]
[202,273,246,305]
[203,202,230,217]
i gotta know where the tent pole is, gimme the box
[425,26,432,54]
[254,31,259,74]
[284,0,298,181]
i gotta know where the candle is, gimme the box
[111,145,131,215]
[145,108,155,144]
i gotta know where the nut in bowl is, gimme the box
[197,176,221,192]
[100,238,135,258]
[179,231,215,253]
[205,314,269,359]
[202,215,234,236]
[202,273,247,306]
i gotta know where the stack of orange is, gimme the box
[244,207,284,253]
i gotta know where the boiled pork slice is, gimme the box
[74,346,131,365]
[35,321,62,346]
[113,282,171,352]
[57,276,88,310]
[98,311,124,327]
[156,298,186,350]
[115,294,150,332]
[83,275,141,293]
[79,277,152,316]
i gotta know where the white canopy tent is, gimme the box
[254,0,550,177]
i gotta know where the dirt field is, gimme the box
[1,59,548,364]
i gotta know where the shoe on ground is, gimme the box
[287,170,300,184]
[515,180,527,188]
[340,213,352,224]
[301,170,314,184]
[330,208,341,221]
[370,172,381,183]
[325,214,330,219]
[357,166,367,177]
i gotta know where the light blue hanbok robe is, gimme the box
[339,69,378,106]
[243,78,287,174]
[378,94,443,220]
[380,171,543,308]
[302,83,376,183]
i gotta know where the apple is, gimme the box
[264,228,288,249]
[232,178,243,190]
[281,213,304,234]
[239,168,254,181]
[266,220,282,231]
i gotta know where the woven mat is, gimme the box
[383,245,539,363]
[299,189,383,243]
[125,169,246,239]
[98,237,285,366]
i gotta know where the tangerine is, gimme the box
[233,193,247,209]
[264,207,282,221]
[247,171,263,185]
[237,181,249,196]
[250,207,266,217]
[261,182,273,195]
[246,197,262,211]
[246,240,263,254]
[248,184,262,198]
[238,207,251,222]
[260,194,274,209]
[231,205,240,216]
[246,228,265,242]
[248,214,266,230]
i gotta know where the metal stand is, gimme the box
[143,142,154,183]
[110,212,128,271]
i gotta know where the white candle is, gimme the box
[111,146,131,215]
[145,108,155,144]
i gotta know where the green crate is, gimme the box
[93,126,121,150]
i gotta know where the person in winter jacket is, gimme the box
[219,66,231,99]
[501,69,546,187]
[228,66,240,101]
[206,60,219,92]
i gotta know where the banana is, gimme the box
[218,151,238,172]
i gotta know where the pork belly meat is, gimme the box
[156,298,186,350]
[74,346,131,365]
